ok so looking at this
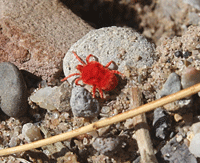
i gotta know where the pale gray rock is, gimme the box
[30,82,71,112]
[189,133,200,157]
[63,26,156,83]
[22,123,43,143]
[157,73,181,98]
[70,86,100,118]
[191,122,200,134]
[0,62,27,117]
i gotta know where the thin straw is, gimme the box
[0,83,200,156]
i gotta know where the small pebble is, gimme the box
[157,72,181,98]
[9,127,20,147]
[9,136,19,147]
[183,51,192,58]
[92,137,120,155]
[187,131,194,142]
[184,138,190,147]
[153,107,170,140]
[174,50,183,58]
[70,86,100,118]
[189,133,200,157]
[0,62,28,117]
[176,134,183,142]
[174,113,183,122]
[22,123,43,143]
[181,67,200,89]
[124,118,134,129]
[97,125,110,136]
[177,127,187,138]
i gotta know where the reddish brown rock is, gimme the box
[0,0,93,81]
[181,67,200,89]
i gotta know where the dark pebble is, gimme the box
[0,62,28,117]
[174,51,183,58]
[153,107,171,140]
[183,51,192,58]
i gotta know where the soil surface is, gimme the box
[0,0,200,162]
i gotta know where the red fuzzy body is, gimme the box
[61,52,123,98]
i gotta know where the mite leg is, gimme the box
[111,70,124,77]
[98,88,104,99]
[106,61,124,77]
[75,77,82,85]
[105,61,115,68]
[86,54,96,63]
[72,51,86,65]
[92,85,97,98]
[61,73,80,82]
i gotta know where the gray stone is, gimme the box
[161,137,197,162]
[189,133,200,157]
[158,73,181,98]
[30,82,71,112]
[92,137,120,155]
[0,62,27,117]
[70,86,100,118]
[63,26,156,83]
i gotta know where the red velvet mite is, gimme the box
[61,51,123,98]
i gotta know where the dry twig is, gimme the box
[131,87,158,163]
[0,83,200,156]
